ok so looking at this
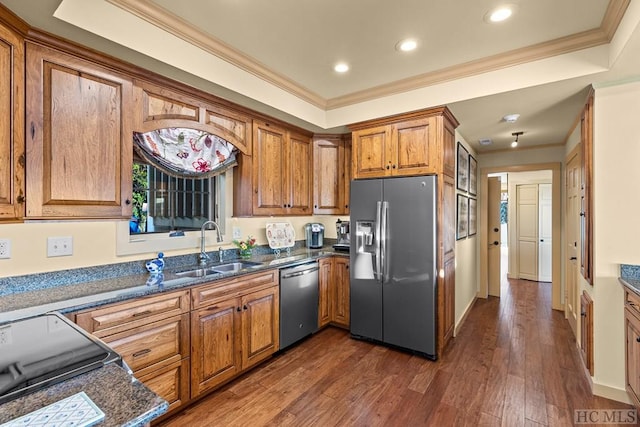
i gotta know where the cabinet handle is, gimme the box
[346,265,349,270]
[132,310,152,317]
[30,122,35,140]
[570,257,577,260]
[236,306,241,312]
[243,305,248,311]
[205,305,219,312]
[17,194,25,204]
[133,349,152,358]
[581,311,586,317]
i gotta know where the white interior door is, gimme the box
[517,184,538,281]
[538,183,552,282]
[566,152,581,336]
[488,177,501,297]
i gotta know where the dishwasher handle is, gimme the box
[281,266,319,279]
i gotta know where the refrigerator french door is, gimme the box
[350,175,437,359]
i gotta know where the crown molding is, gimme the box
[108,0,627,112]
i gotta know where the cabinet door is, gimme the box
[25,42,133,219]
[286,132,312,215]
[343,136,351,213]
[333,257,350,328]
[391,118,436,176]
[190,298,241,398]
[352,125,391,179]
[252,120,287,215]
[0,22,24,221]
[441,258,455,348]
[318,258,333,328]
[313,137,344,214]
[626,308,640,406]
[241,286,279,370]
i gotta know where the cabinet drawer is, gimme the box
[101,313,189,372]
[75,289,190,337]
[137,358,190,414]
[192,269,278,309]
[626,289,640,316]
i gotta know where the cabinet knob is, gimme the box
[243,305,248,311]
[570,257,577,261]
[125,199,131,205]
[386,165,390,170]
[636,337,640,343]
[314,205,318,208]
[580,212,585,217]
[581,311,586,317]
[392,165,396,169]
[236,306,241,312]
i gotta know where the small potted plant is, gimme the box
[234,235,257,258]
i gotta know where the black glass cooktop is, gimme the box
[0,312,121,405]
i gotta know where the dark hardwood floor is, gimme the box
[158,278,636,426]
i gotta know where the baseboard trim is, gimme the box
[593,382,633,405]
[454,296,477,337]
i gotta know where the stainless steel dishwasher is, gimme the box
[279,261,319,350]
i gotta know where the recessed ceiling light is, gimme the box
[334,63,349,73]
[484,5,517,23]
[396,39,418,52]
[479,138,493,146]
[503,113,520,123]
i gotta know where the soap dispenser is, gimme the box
[145,252,165,274]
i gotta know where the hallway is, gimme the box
[158,279,635,426]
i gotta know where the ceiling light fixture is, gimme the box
[484,5,517,23]
[479,138,493,146]
[503,113,520,123]
[334,62,349,73]
[396,39,418,52]
[511,131,523,148]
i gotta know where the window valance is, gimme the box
[133,128,237,178]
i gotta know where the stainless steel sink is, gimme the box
[175,268,221,278]
[175,261,262,278]
[211,261,262,273]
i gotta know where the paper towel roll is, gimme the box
[354,252,375,279]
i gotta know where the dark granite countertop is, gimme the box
[619,276,640,296]
[0,247,348,323]
[0,364,168,427]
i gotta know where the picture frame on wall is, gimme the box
[457,142,469,192]
[457,194,468,240]
[468,198,477,236]
[468,155,477,196]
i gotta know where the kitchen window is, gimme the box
[131,162,221,235]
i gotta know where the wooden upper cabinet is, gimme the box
[0,20,24,221]
[350,107,459,180]
[25,42,133,219]
[252,120,312,215]
[132,79,252,155]
[352,125,391,179]
[313,136,345,215]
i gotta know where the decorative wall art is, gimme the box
[457,194,469,240]
[468,198,477,236]
[468,155,477,196]
[457,142,469,192]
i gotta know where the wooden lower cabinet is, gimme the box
[624,288,640,407]
[318,258,332,327]
[333,257,350,328]
[74,290,191,417]
[190,271,279,399]
[317,256,350,329]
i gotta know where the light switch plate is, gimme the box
[47,236,73,257]
[0,239,10,259]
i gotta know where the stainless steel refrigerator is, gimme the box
[350,175,437,359]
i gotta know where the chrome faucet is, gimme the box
[199,220,223,266]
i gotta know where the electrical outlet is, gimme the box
[0,239,10,259]
[47,236,73,257]
[0,325,12,346]
[232,226,242,239]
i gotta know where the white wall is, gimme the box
[454,133,479,330]
[590,80,640,401]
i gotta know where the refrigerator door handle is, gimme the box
[381,201,389,282]
[375,201,382,281]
